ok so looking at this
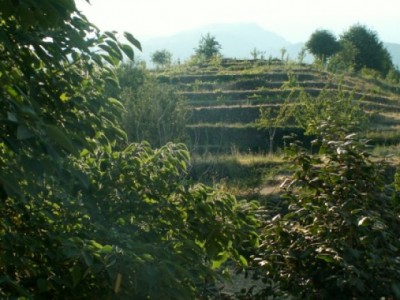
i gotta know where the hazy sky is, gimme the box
[77,0,400,43]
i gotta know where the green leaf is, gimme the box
[45,124,78,155]
[211,251,230,269]
[239,255,248,266]
[17,126,34,140]
[105,40,123,60]
[71,266,83,288]
[121,44,134,60]
[80,148,90,157]
[124,32,142,51]
[7,112,18,123]
[107,97,125,111]
[358,216,370,227]
[60,92,69,102]
[82,251,93,267]
[6,86,19,98]
[315,254,335,263]
[101,245,113,254]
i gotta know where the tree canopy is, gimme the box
[306,29,340,63]
[340,24,393,75]
[151,49,173,68]
[195,33,222,60]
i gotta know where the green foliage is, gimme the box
[256,94,295,154]
[0,2,260,299]
[297,47,307,64]
[279,47,286,62]
[386,67,400,84]
[151,49,173,69]
[253,124,400,299]
[294,87,368,137]
[306,29,340,63]
[250,48,265,60]
[0,1,139,297]
[195,33,222,61]
[78,142,260,299]
[340,24,394,76]
[328,39,359,73]
[117,64,189,147]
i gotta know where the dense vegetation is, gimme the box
[0,1,259,299]
[1,1,400,299]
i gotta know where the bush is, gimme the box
[252,123,400,299]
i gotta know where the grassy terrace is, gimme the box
[155,60,400,149]
[153,59,400,199]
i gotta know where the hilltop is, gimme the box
[140,23,400,67]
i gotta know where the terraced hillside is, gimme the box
[157,59,400,154]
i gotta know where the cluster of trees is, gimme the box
[306,25,397,77]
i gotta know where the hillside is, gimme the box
[156,59,400,154]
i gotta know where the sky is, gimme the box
[77,0,400,44]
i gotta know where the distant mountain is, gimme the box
[385,43,400,68]
[139,23,291,64]
[138,23,400,68]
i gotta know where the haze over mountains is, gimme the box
[138,23,400,68]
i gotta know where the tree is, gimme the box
[328,39,359,73]
[306,29,340,63]
[340,24,394,75]
[256,93,295,154]
[117,63,188,147]
[250,47,265,60]
[280,47,288,62]
[151,49,172,69]
[252,123,400,299]
[297,47,307,64]
[195,33,222,60]
[294,87,368,138]
[0,1,259,298]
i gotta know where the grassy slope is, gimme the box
[157,60,400,151]
[155,59,400,199]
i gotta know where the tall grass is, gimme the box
[189,150,289,199]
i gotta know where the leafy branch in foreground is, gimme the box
[0,1,259,299]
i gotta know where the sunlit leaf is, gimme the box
[315,254,335,263]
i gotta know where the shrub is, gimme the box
[252,123,400,299]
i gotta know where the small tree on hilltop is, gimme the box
[195,33,222,60]
[306,29,340,64]
[151,49,172,69]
